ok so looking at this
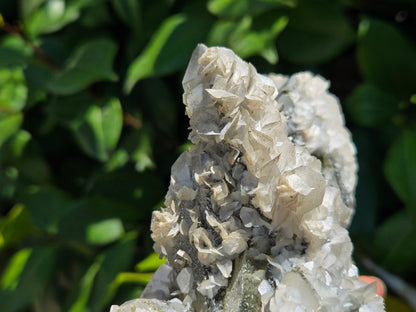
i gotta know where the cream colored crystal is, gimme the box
[109,45,384,312]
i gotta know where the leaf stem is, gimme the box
[0,16,60,70]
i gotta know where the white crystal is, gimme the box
[111,45,384,311]
[176,267,193,294]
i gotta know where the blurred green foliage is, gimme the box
[0,0,415,311]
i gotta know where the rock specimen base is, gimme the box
[110,45,384,312]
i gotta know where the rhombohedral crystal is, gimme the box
[110,45,385,312]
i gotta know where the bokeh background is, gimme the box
[0,0,415,311]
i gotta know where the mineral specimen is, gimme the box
[110,45,384,312]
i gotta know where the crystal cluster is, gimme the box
[110,45,384,312]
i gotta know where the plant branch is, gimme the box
[0,16,61,70]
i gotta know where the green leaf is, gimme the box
[346,84,398,127]
[124,14,184,92]
[0,167,19,199]
[123,125,155,172]
[357,18,416,99]
[0,36,33,59]
[80,3,112,28]
[141,79,177,136]
[86,218,124,245]
[0,248,32,291]
[46,92,89,122]
[1,130,31,160]
[208,15,287,64]
[56,196,136,244]
[68,256,103,312]
[88,232,137,312]
[278,0,354,65]
[0,47,28,68]
[19,0,45,22]
[102,98,123,151]
[88,168,164,215]
[22,186,74,234]
[70,98,123,161]
[410,94,416,105]
[110,272,154,287]
[384,131,416,211]
[135,253,165,273]
[0,113,23,148]
[0,247,57,312]
[375,211,416,275]
[124,14,211,92]
[12,141,52,184]
[0,68,28,113]
[48,38,118,95]
[105,149,129,171]
[24,61,55,108]
[207,0,296,17]
[24,0,83,36]
[349,129,379,240]
[0,205,33,249]
[111,0,142,35]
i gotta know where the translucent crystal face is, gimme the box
[110,45,384,312]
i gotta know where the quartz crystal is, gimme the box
[109,45,384,312]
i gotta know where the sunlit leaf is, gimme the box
[208,15,288,64]
[56,196,136,244]
[0,68,28,113]
[88,232,137,312]
[124,14,185,92]
[105,149,129,171]
[48,38,118,95]
[25,0,83,36]
[207,0,296,17]
[68,256,102,312]
[0,248,31,291]
[69,97,123,161]
[101,98,123,151]
[0,205,33,249]
[125,125,155,172]
[0,130,31,160]
[109,272,154,295]
[19,0,45,22]
[0,247,57,312]
[0,113,23,148]
[86,218,124,245]
[124,14,211,92]
[135,253,165,273]
[0,36,33,60]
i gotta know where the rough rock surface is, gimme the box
[110,45,384,312]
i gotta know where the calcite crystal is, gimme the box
[110,45,384,312]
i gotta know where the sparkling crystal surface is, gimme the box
[109,45,384,312]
